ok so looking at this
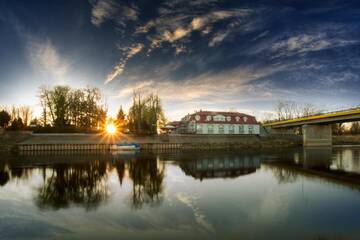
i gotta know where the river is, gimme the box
[0,147,360,240]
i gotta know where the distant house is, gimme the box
[161,121,180,134]
[179,110,260,135]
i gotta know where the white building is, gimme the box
[179,111,260,135]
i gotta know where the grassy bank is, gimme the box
[15,133,302,151]
[7,132,360,152]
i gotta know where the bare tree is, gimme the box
[332,123,345,135]
[10,105,19,122]
[274,100,319,121]
[350,121,360,135]
[302,103,318,117]
[19,106,32,127]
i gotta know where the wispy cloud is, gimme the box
[98,0,256,84]
[93,0,360,117]
[27,38,69,81]
[90,0,138,27]
[115,63,284,102]
[105,43,144,83]
[321,71,359,85]
[90,0,118,26]
[209,30,228,46]
[272,33,358,57]
[139,9,252,50]
[109,58,293,119]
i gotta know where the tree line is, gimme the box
[38,86,107,132]
[126,91,166,135]
[2,90,359,135]
[0,85,108,132]
[0,105,32,131]
[0,86,166,135]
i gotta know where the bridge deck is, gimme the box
[264,108,360,128]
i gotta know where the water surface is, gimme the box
[1,147,360,240]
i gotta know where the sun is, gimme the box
[105,123,117,135]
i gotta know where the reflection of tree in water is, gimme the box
[128,156,165,209]
[35,160,109,211]
[10,167,32,180]
[1,152,166,210]
[114,160,125,186]
[0,165,9,186]
[0,161,32,186]
[269,166,298,184]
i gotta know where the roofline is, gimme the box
[187,111,255,117]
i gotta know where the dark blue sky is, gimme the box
[0,0,360,119]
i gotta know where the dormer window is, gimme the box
[195,115,201,121]
[226,116,231,122]
[235,116,240,122]
[213,115,225,121]
[243,116,248,122]
[206,115,212,121]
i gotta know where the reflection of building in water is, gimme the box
[180,156,261,180]
[331,148,360,174]
[265,147,360,188]
[295,147,360,174]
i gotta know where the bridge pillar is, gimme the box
[302,124,332,147]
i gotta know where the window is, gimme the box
[196,124,202,134]
[248,125,254,134]
[206,115,212,121]
[235,116,240,122]
[195,115,201,121]
[189,121,196,133]
[226,116,231,122]
[239,125,244,134]
[219,124,224,134]
[229,124,235,134]
[208,124,214,134]
[243,116,248,122]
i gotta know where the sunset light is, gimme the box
[1,1,360,239]
[105,123,117,135]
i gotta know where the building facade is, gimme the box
[179,111,260,135]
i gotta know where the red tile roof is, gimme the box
[183,111,258,124]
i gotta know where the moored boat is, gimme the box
[110,142,140,151]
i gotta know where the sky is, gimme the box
[0,0,360,120]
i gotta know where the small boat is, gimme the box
[110,142,140,151]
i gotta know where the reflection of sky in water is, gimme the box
[0,148,360,240]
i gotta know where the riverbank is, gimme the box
[0,132,32,152]
[2,132,360,152]
[14,132,302,151]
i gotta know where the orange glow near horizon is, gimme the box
[105,123,117,135]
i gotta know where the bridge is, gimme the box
[263,107,360,147]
